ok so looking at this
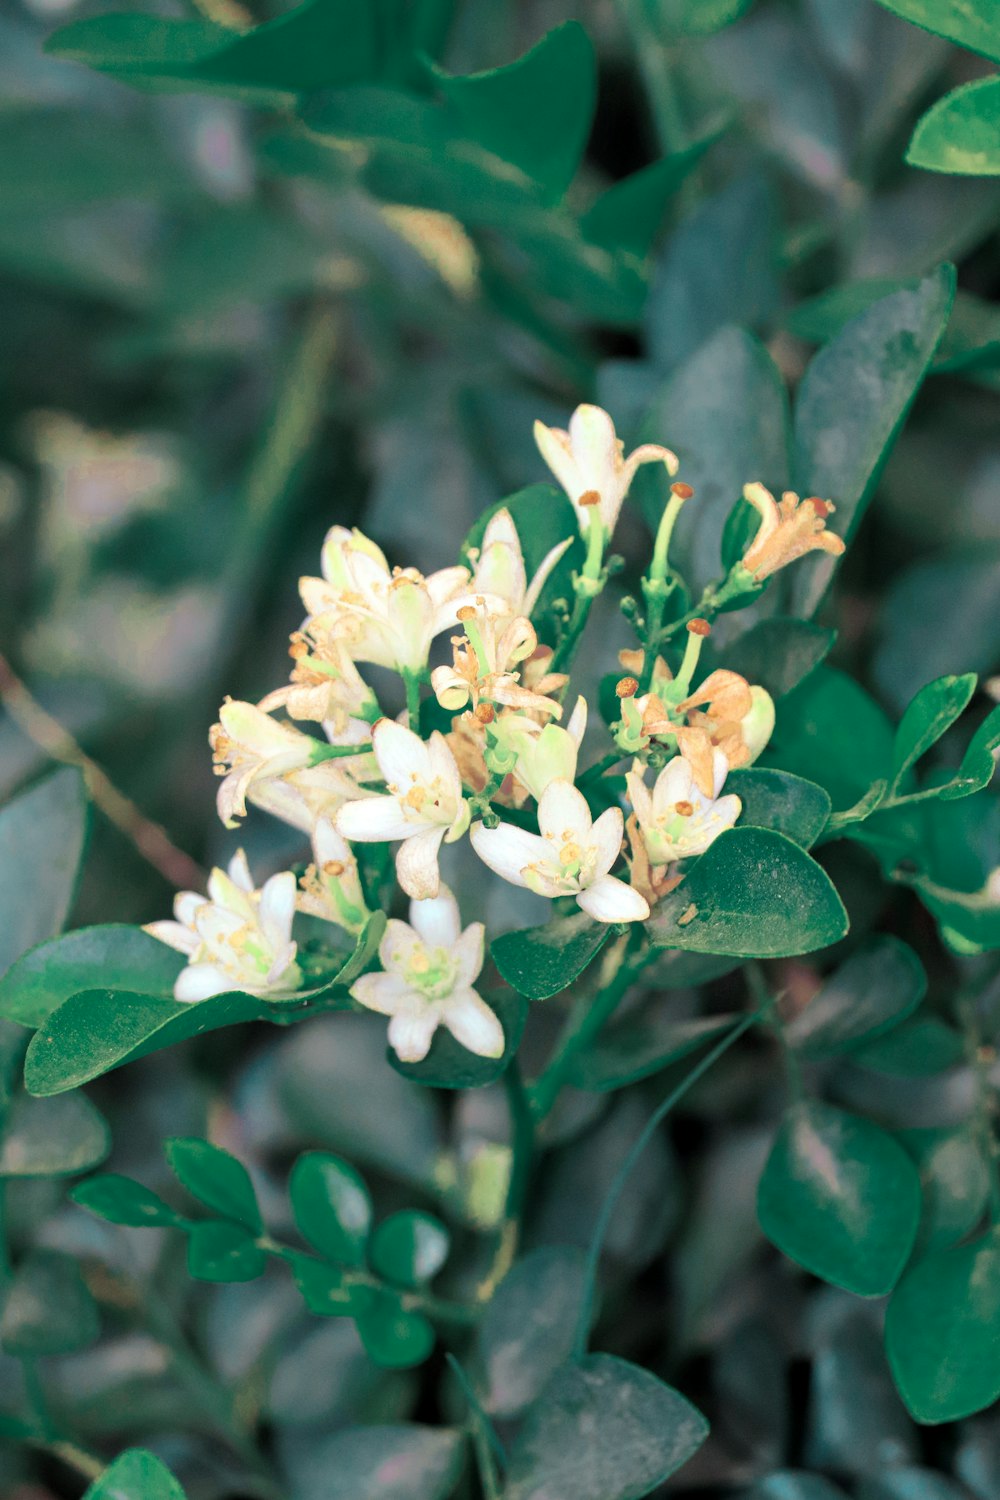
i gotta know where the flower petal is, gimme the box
[387,1007,439,1063]
[537,778,592,841]
[533,419,582,505]
[395,825,446,899]
[258,871,298,945]
[443,987,505,1059]
[144,920,199,956]
[589,806,625,876]
[336,795,414,844]
[352,971,417,1016]
[470,820,548,888]
[174,963,232,1003]
[577,874,650,924]
[409,885,462,948]
[452,921,486,986]
[372,718,431,790]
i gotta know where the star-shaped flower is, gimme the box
[534,404,678,537]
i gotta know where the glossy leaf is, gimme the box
[354,1286,435,1369]
[716,618,835,700]
[72,1172,187,1228]
[852,1017,965,1076]
[650,828,848,958]
[728,768,832,848]
[783,936,926,1057]
[83,1449,187,1500]
[871,1,1000,64]
[0,767,88,979]
[290,1151,372,1266]
[757,1101,921,1296]
[475,1247,588,1417]
[886,1226,1000,1422]
[580,125,726,256]
[568,1012,738,1092]
[938,703,1000,800]
[166,1138,262,1231]
[0,1249,100,1355]
[765,667,895,813]
[891,673,977,789]
[491,912,611,1001]
[0,924,183,1028]
[186,1220,267,1283]
[390,987,526,1089]
[909,77,1000,175]
[0,1090,110,1177]
[370,1211,449,1288]
[790,266,955,615]
[503,1353,709,1500]
[290,1254,357,1317]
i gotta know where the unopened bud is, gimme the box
[616,676,639,699]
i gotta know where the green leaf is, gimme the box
[0,1090,109,1177]
[72,1172,187,1227]
[789,265,955,615]
[284,1424,463,1500]
[370,1211,449,1288]
[885,1225,1000,1422]
[0,1249,100,1355]
[746,1477,848,1500]
[45,15,225,73]
[166,1138,261,1231]
[83,1449,187,1500]
[0,110,192,217]
[0,924,183,1028]
[580,124,726,256]
[909,77,1000,176]
[0,768,88,978]
[898,1129,990,1252]
[874,550,1000,714]
[430,22,596,202]
[186,1220,267,1283]
[503,1353,709,1500]
[870,1,1000,64]
[491,912,611,1001]
[354,1286,435,1368]
[782,936,927,1058]
[23,914,384,1096]
[290,1151,372,1266]
[938,703,1000,799]
[568,1012,738,1092]
[891,673,977,789]
[851,1017,966,1076]
[290,1254,358,1317]
[649,828,848,958]
[390,988,526,1089]
[671,0,755,35]
[474,1247,587,1417]
[728,768,832,848]
[711,618,835,700]
[757,1102,921,1296]
[765,666,895,813]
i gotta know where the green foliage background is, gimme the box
[1,0,1000,1497]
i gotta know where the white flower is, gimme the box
[431,606,562,720]
[145,851,300,1003]
[533,404,679,537]
[469,507,572,618]
[299,526,499,676]
[335,720,470,900]
[351,885,503,1063]
[297,819,369,934]
[470,778,649,923]
[209,699,372,832]
[500,696,588,802]
[259,631,372,731]
[626,750,741,867]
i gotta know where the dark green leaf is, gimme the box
[355,1286,435,1368]
[166,1138,262,1231]
[909,78,1000,176]
[650,828,848,958]
[23,914,383,1096]
[714,620,836,700]
[874,550,1000,714]
[871,1,1000,64]
[728,768,832,848]
[1,1249,99,1355]
[0,110,192,216]
[939,703,1000,800]
[757,1101,921,1296]
[83,1449,187,1500]
[783,936,926,1058]
[568,1012,738,1091]
[72,1172,186,1228]
[475,1247,587,1417]
[0,768,88,978]
[290,1254,358,1317]
[0,1090,109,1177]
[370,1211,449,1288]
[390,987,526,1089]
[430,22,596,201]
[491,912,611,1001]
[852,1017,966,1076]
[580,124,726,256]
[891,673,977,788]
[886,1225,1000,1422]
[0,924,183,1028]
[290,1151,372,1266]
[898,1129,990,1252]
[790,266,955,615]
[186,1221,267,1283]
[45,15,226,74]
[765,667,895,813]
[503,1353,709,1500]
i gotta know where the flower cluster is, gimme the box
[147,405,844,1063]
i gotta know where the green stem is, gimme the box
[574,1005,767,1358]
[958,995,1000,1223]
[616,0,688,155]
[479,1060,535,1300]
[403,670,422,733]
[446,1355,505,1500]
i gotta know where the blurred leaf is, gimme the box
[670,0,756,35]
[790,265,956,615]
[898,1128,990,1252]
[728,769,832,848]
[580,123,726,256]
[805,1311,917,1476]
[354,1285,435,1368]
[0,925,183,1028]
[503,1354,708,1500]
[891,673,977,790]
[858,1470,970,1500]
[712,618,835,700]
[290,1152,372,1266]
[765,666,894,812]
[158,206,332,317]
[871,1,1000,62]
[491,913,610,1001]
[391,987,526,1089]
[166,1137,262,1231]
[474,1247,587,1417]
[430,22,596,202]
[0,1090,109,1177]
[0,110,191,217]
[650,828,848,957]
[280,1423,463,1500]
[370,1211,449,1288]
[783,936,926,1057]
[886,1225,1000,1421]
[1,1249,100,1355]
[186,1220,267,1283]
[757,1101,922,1295]
[0,768,88,979]
[852,1017,966,1076]
[72,1172,187,1227]
[83,1449,187,1500]
[875,550,1000,712]
[568,1011,737,1092]
[746,1477,848,1499]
